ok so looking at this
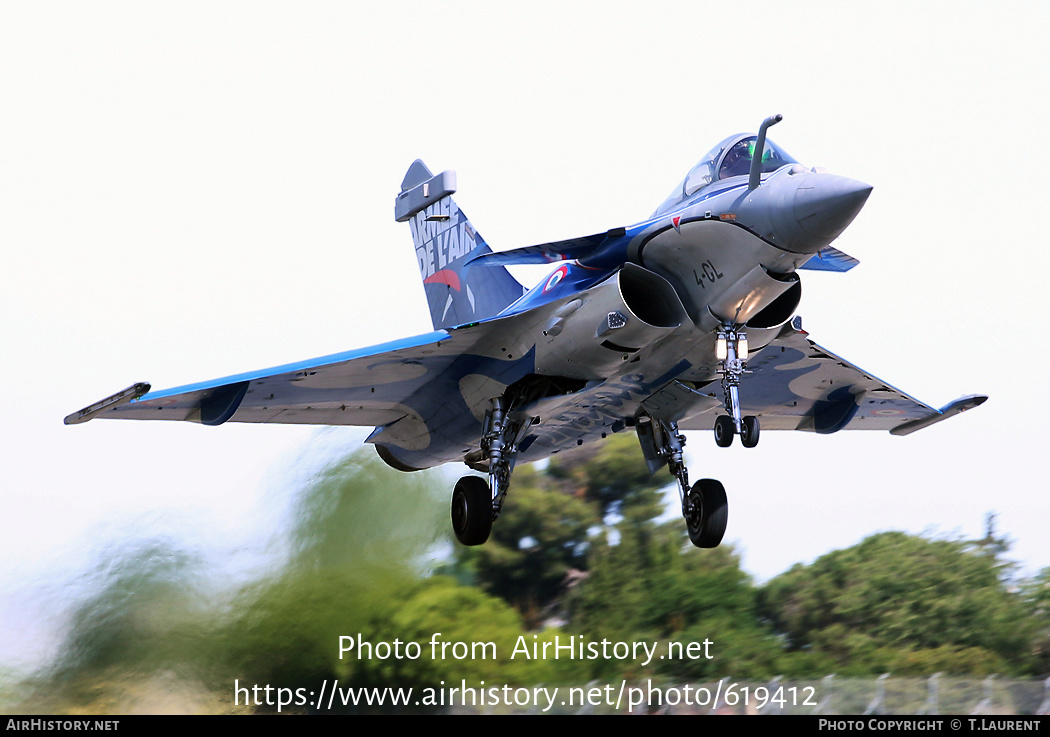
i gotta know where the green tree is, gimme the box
[759,531,1037,675]
[455,466,598,627]
[547,433,668,524]
[211,451,579,695]
[30,448,579,712]
[1020,566,1050,674]
[287,446,447,573]
[217,573,566,694]
[460,432,674,623]
[571,521,782,679]
[45,542,211,688]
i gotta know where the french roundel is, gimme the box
[543,265,569,293]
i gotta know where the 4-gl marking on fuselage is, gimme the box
[693,259,724,288]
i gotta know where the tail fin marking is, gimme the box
[395,160,524,330]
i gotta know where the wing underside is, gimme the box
[67,312,549,469]
[508,320,983,460]
[679,324,985,434]
[69,311,983,471]
[69,329,473,428]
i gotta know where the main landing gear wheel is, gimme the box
[740,415,760,448]
[451,475,492,546]
[685,479,728,549]
[713,415,735,447]
[639,417,731,551]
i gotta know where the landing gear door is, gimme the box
[635,417,666,476]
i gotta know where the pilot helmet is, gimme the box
[719,139,755,179]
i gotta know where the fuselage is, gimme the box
[377,136,872,472]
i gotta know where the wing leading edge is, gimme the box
[67,330,461,429]
[66,311,549,470]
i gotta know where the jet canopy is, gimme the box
[653,134,798,217]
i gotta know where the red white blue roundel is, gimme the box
[543,265,569,293]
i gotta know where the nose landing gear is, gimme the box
[715,326,760,449]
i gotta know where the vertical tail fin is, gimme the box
[395,160,525,330]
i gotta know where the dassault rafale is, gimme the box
[67,115,986,548]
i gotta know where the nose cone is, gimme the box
[794,174,873,241]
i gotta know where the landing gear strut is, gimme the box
[640,417,729,549]
[715,325,760,449]
[452,396,528,546]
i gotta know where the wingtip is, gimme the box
[889,393,987,436]
[64,382,151,425]
[941,394,988,413]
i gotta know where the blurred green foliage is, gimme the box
[546,434,667,524]
[453,466,598,627]
[571,521,785,680]
[1021,567,1050,673]
[20,438,1050,713]
[759,531,1038,675]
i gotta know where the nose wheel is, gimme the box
[714,415,734,447]
[714,414,759,447]
[714,326,760,448]
[740,415,760,448]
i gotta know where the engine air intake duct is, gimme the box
[536,264,687,379]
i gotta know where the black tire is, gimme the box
[686,478,728,548]
[451,476,492,546]
[740,415,760,448]
[713,415,735,448]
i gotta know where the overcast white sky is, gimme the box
[2,2,1048,674]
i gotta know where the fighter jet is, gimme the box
[66,115,986,548]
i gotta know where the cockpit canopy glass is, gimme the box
[718,137,795,181]
[652,135,797,217]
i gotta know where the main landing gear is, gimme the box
[451,391,732,550]
[642,417,728,548]
[714,326,760,449]
[451,397,530,546]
